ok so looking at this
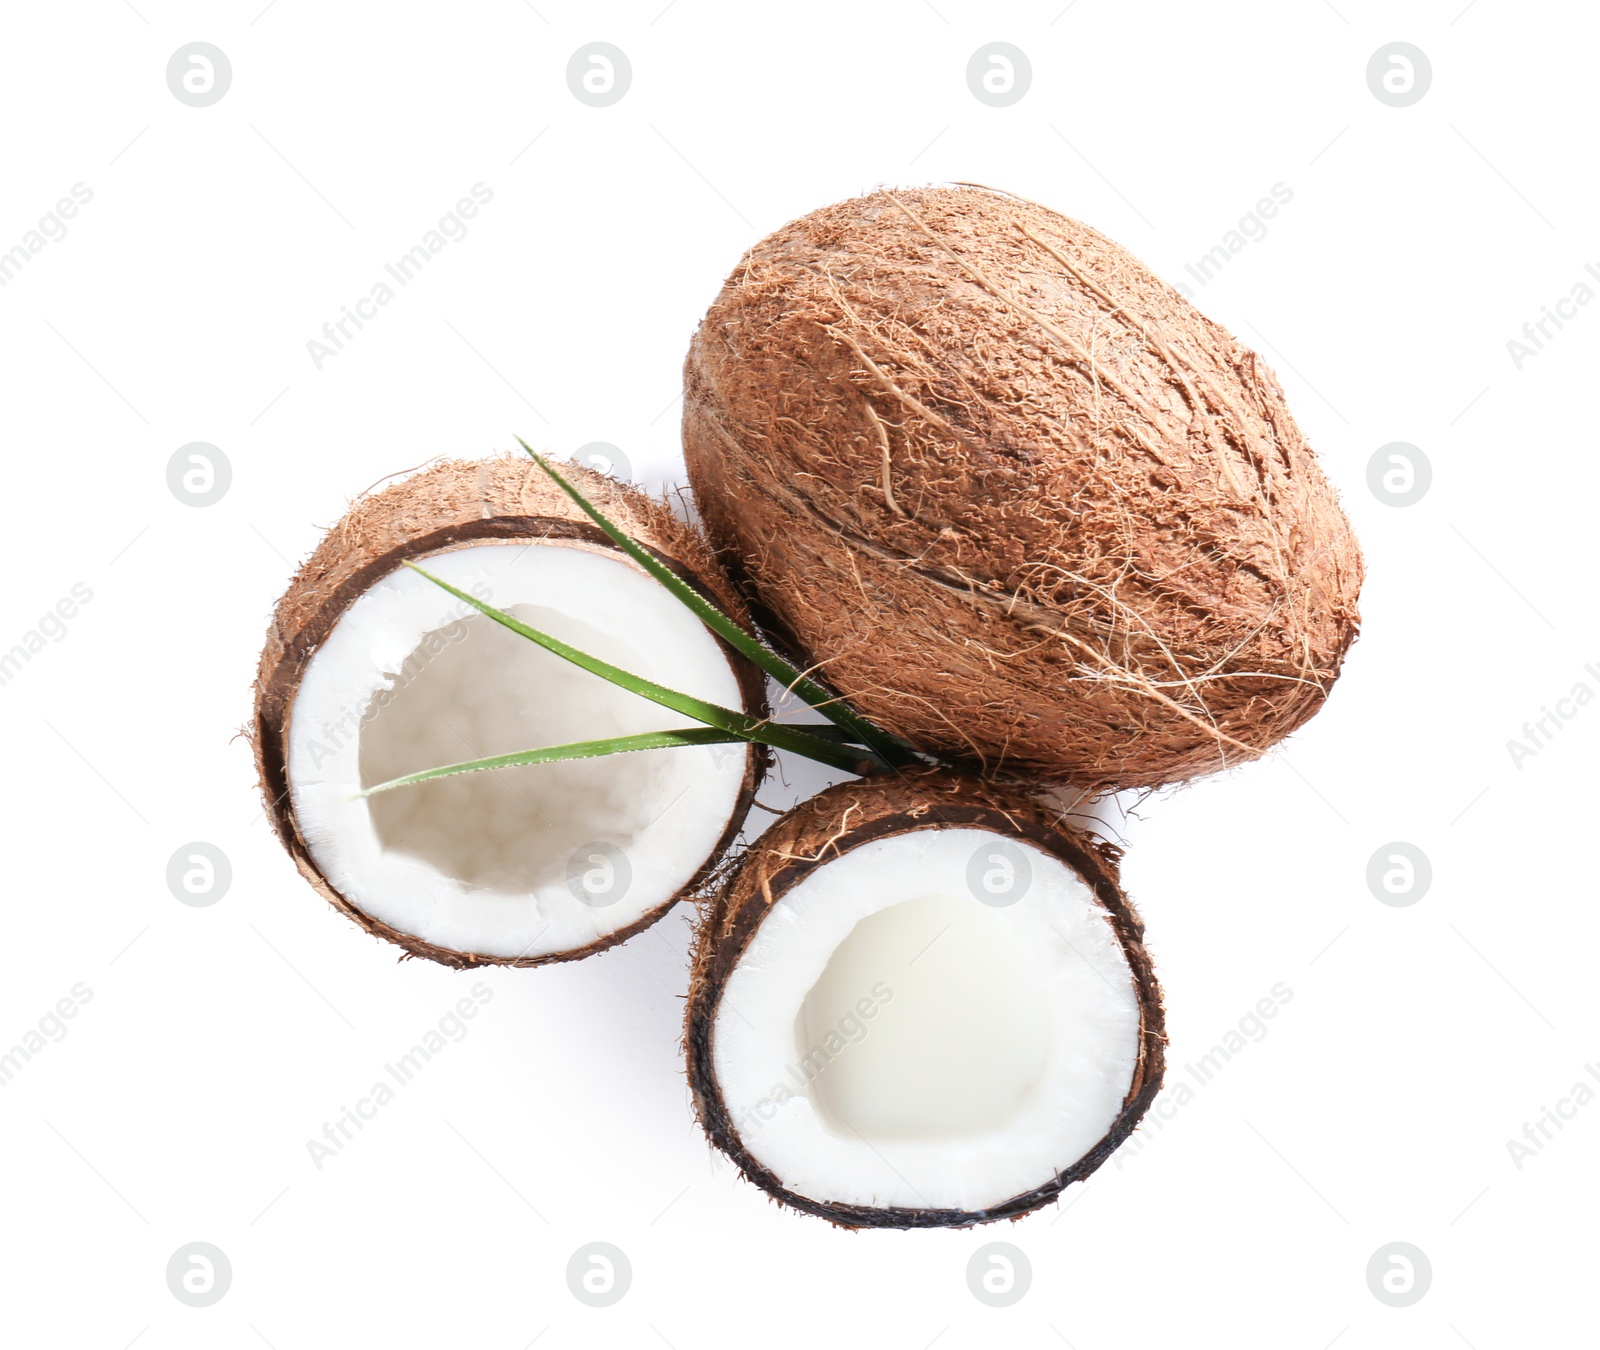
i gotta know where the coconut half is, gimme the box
[253,458,766,967]
[686,772,1165,1227]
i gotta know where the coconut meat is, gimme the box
[288,541,748,960]
[712,829,1141,1212]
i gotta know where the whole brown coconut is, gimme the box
[686,770,1166,1228]
[253,456,767,968]
[683,185,1363,789]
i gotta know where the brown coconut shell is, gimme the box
[683,185,1364,790]
[251,456,769,968]
[685,770,1166,1228]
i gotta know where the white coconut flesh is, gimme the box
[713,829,1142,1213]
[287,541,749,960]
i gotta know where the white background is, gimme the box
[1,1,1595,1346]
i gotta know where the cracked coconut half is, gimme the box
[686,772,1165,1227]
[252,457,765,967]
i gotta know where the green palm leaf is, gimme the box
[355,727,744,798]
[519,439,913,769]
[405,563,881,776]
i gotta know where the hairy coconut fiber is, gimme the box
[252,456,767,967]
[683,185,1363,789]
[685,770,1166,1228]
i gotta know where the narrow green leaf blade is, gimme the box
[405,563,878,775]
[518,439,912,767]
[355,727,742,798]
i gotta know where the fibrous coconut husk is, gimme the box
[685,769,1166,1228]
[251,455,768,967]
[683,185,1363,790]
